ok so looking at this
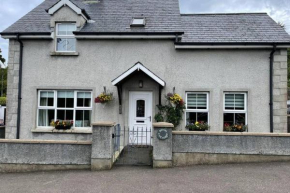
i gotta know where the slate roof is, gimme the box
[2,0,182,34]
[2,0,290,43]
[180,13,290,43]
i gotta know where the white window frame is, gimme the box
[55,23,77,52]
[185,92,210,125]
[37,90,93,129]
[223,92,248,125]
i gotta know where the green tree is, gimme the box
[0,49,5,64]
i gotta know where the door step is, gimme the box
[115,145,153,166]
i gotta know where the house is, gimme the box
[0,0,290,141]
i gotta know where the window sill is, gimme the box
[31,128,92,134]
[50,52,79,56]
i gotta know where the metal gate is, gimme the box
[113,126,153,166]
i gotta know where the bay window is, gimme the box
[186,92,209,124]
[223,92,247,125]
[37,90,92,128]
[56,23,76,52]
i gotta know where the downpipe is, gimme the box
[269,45,276,133]
[16,34,23,139]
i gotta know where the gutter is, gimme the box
[0,32,52,40]
[73,32,184,39]
[269,45,277,133]
[16,34,24,139]
[175,42,290,49]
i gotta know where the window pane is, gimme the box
[58,24,67,35]
[187,93,207,109]
[38,109,54,127]
[57,91,74,108]
[235,113,246,125]
[66,24,76,35]
[235,94,245,110]
[56,38,76,52]
[224,113,234,125]
[40,91,54,107]
[132,18,144,25]
[77,92,91,107]
[76,110,91,127]
[56,38,67,51]
[136,100,145,117]
[186,112,196,124]
[225,94,235,110]
[66,38,76,51]
[197,112,208,123]
[57,110,73,121]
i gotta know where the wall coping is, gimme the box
[91,122,116,127]
[32,128,92,134]
[153,122,174,128]
[172,131,290,137]
[0,139,92,145]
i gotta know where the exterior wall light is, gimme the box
[139,80,143,88]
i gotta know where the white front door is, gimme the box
[129,92,152,145]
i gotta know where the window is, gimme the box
[185,92,209,125]
[223,93,247,125]
[37,90,92,128]
[136,100,145,117]
[131,18,145,26]
[56,23,76,52]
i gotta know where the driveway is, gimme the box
[0,162,290,193]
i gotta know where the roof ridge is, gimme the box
[181,12,267,16]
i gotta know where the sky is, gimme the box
[0,0,290,64]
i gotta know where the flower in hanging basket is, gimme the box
[95,92,113,104]
[165,93,184,107]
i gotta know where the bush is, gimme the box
[0,97,6,106]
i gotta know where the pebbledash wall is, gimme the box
[172,131,290,166]
[0,139,91,172]
[6,39,288,140]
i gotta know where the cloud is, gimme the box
[0,0,44,64]
[0,0,290,63]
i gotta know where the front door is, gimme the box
[129,92,152,145]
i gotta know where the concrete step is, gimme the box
[115,145,153,166]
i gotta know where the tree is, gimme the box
[0,49,5,64]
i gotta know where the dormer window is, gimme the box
[131,18,145,27]
[56,23,76,52]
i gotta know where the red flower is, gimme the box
[95,97,101,103]
[179,99,184,106]
[224,123,230,127]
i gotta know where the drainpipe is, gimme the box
[269,44,277,133]
[16,34,23,139]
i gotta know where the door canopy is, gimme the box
[111,62,166,87]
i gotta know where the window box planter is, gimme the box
[51,120,73,130]
[188,128,207,131]
[224,123,248,132]
[186,122,210,132]
[54,125,72,130]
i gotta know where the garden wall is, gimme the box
[172,131,290,166]
[0,139,92,172]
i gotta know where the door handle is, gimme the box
[148,116,151,122]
